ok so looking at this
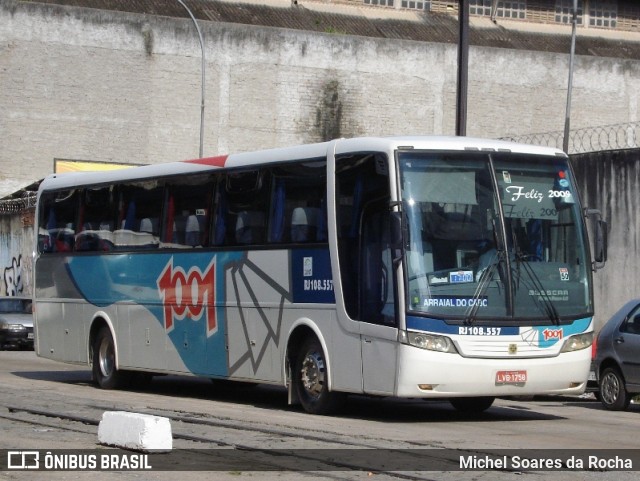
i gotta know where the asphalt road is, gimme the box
[0,350,638,481]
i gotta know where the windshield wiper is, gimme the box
[510,225,561,325]
[463,214,508,325]
[464,246,504,325]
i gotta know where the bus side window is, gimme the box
[162,175,214,248]
[75,186,115,252]
[39,189,79,253]
[225,169,269,247]
[267,161,327,245]
[114,181,162,250]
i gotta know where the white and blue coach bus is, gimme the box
[34,136,606,414]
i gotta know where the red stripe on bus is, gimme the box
[184,155,228,167]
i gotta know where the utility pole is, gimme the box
[456,0,469,137]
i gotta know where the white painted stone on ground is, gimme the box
[98,411,172,452]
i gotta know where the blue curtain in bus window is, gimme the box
[124,200,137,230]
[46,208,57,230]
[527,219,543,261]
[269,179,285,243]
[214,189,227,245]
[317,195,327,241]
[349,174,364,238]
[40,208,56,252]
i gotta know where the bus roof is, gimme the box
[38,136,566,192]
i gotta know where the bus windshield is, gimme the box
[399,151,592,323]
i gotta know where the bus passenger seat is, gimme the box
[139,218,153,233]
[291,207,319,242]
[185,215,201,247]
[236,211,265,244]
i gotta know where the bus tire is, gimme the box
[449,396,495,413]
[294,338,344,415]
[92,327,127,389]
[599,367,630,411]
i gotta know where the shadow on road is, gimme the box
[12,368,581,423]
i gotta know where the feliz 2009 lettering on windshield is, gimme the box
[505,185,572,203]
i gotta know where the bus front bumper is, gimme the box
[395,343,591,398]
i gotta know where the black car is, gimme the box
[590,299,640,410]
[0,297,34,350]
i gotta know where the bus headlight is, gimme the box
[560,332,593,353]
[406,332,457,353]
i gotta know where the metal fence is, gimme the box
[0,191,37,215]
[500,121,640,154]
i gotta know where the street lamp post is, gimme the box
[176,0,205,158]
[563,0,578,153]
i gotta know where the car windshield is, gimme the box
[399,151,592,323]
[0,297,32,314]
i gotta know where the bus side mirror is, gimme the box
[594,219,607,264]
[585,209,607,269]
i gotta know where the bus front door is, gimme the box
[359,201,398,395]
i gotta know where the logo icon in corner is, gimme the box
[7,451,39,470]
[157,257,217,336]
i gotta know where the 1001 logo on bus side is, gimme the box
[157,258,217,336]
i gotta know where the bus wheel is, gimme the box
[449,396,495,413]
[92,327,127,389]
[599,367,630,411]
[294,338,344,415]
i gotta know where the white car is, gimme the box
[0,297,34,350]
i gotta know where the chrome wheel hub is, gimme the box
[601,372,620,405]
[300,351,325,399]
[98,338,115,378]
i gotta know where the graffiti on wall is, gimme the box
[4,255,23,296]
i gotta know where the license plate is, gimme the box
[496,370,527,385]
[27,333,34,340]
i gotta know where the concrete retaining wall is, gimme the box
[2,1,639,188]
[572,149,640,326]
[1,2,639,324]
[0,213,33,297]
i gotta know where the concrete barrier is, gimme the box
[98,411,172,452]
